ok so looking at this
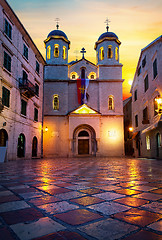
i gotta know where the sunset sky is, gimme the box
[7,0,162,99]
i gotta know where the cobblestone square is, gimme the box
[0,157,162,239]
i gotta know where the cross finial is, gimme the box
[80,47,86,59]
[55,18,60,30]
[104,18,111,32]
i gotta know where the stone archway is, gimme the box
[73,124,97,156]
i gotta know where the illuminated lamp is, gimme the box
[129,127,133,132]
[155,97,162,114]
[45,127,48,132]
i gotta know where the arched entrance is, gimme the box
[78,130,90,155]
[73,125,97,156]
[32,136,38,157]
[0,129,8,146]
[156,132,161,157]
[17,133,25,158]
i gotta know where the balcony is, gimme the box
[19,78,35,98]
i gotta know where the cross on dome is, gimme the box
[104,17,111,32]
[80,47,86,59]
[55,18,60,30]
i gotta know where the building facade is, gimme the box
[43,25,124,157]
[123,97,133,156]
[0,0,45,161]
[131,36,162,159]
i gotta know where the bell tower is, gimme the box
[44,23,70,65]
[94,19,121,66]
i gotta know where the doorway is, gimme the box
[32,136,38,157]
[78,130,89,154]
[0,129,8,146]
[156,133,161,157]
[17,133,25,158]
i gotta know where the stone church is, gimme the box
[43,24,124,157]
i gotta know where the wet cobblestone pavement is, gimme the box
[0,157,162,240]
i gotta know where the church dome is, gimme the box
[98,31,118,41]
[47,29,68,40]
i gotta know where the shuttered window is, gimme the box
[2,87,10,107]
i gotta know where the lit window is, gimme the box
[88,72,96,80]
[54,44,59,58]
[47,46,51,59]
[108,46,112,59]
[154,97,159,116]
[70,72,78,80]
[115,47,119,61]
[146,136,150,150]
[108,96,114,110]
[4,19,12,40]
[53,94,59,110]
[63,46,67,59]
[99,47,104,60]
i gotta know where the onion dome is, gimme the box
[47,29,68,40]
[94,26,121,50]
[98,32,118,41]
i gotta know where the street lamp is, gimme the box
[45,126,48,132]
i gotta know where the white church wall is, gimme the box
[100,116,124,156]
[44,65,68,80]
[99,66,122,80]
[99,81,123,115]
[43,116,69,157]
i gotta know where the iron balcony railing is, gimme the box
[19,78,35,98]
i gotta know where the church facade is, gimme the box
[43,26,124,157]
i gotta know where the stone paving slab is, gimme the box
[78,218,138,240]
[0,157,162,240]
[11,217,66,240]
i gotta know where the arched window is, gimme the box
[17,133,25,158]
[47,46,51,59]
[108,46,112,59]
[54,44,59,58]
[62,46,67,60]
[70,72,78,80]
[53,94,59,110]
[81,68,86,79]
[108,96,114,110]
[115,47,119,61]
[88,72,96,80]
[99,47,104,60]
